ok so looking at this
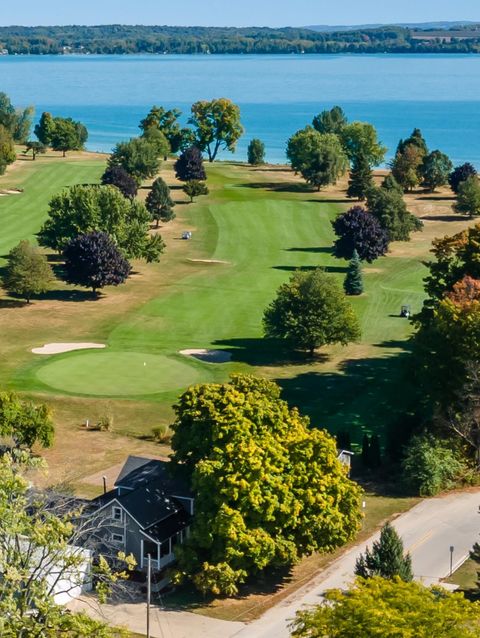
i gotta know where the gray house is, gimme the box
[92,456,193,581]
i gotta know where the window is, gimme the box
[143,540,158,562]
[112,506,123,522]
[112,533,124,543]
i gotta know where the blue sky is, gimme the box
[4,0,480,27]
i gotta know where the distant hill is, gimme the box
[307,22,479,33]
[1,24,480,55]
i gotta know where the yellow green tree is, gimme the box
[190,98,243,162]
[170,374,362,596]
[291,577,480,637]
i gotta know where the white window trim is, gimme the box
[112,506,123,522]
[112,532,125,543]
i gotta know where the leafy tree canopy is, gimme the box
[170,374,362,596]
[263,269,360,354]
[397,127,428,156]
[391,143,425,192]
[332,206,389,263]
[286,127,348,190]
[25,140,47,160]
[422,150,453,192]
[35,113,88,156]
[108,137,161,185]
[455,175,480,217]
[247,138,265,165]
[183,180,209,202]
[340,121,387,167]
[141,126,171,158]
[38,184,164,262]
[3,239,54,303]
[402,433,466,496]
[312,105,348,135]
[62,231,132,294]
[0,124,16,175]
[291,577,480,638]
[174,146,207,182]
[101,165,138,199]
[139,105,193,154]
[0,92,34,143]
[366,185,423,241]
[355,522,413,581]
[449,163,478,194]
[0,391,54,450]
[190,98,244,162]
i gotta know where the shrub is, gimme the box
[152,425,172,444]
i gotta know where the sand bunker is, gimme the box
[187,259,230,264]
[32,343,106,355]
[180,348,232,363]
[0,189,22,197]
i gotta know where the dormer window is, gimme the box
[112,506,123,522]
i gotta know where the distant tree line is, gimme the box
[1,25,480,55]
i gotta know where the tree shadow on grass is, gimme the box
[238,182,313,193]
[285,246,333,254]
[277,341,416,443]
[306,198,350,204]
[38,289,95,302]
[273,265,348,274]
[213,337,329,367]
[420,214,468,222]
[0,298,27,309]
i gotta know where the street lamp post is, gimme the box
[449,545,455,577]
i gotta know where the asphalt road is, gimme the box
[232,489,480,638]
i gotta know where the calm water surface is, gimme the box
[1,54,479,165]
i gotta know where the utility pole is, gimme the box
[449,545,454,577]
[147,553,151,638]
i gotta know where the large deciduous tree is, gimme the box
[170,374,362,596]
[449,162,478,194]
[108,137,161,185]
[366,185,423,241]
[290,577,480,638]
[421,150,453,192]
[38,115,88,157]
[183,180,209,202]
[455,175,480,217]
[354,522,413,581]
[174,146,206,182]
[263,269,360,355]
[0,391,54,451]
[397,127,429,156]
[62,231,131,294]
[339,121,386,167]
[390,143,425,192]
[312,105,348,135]
[101,165,138,199]
[38,184,164,262]
[139,105,194,154]
[332,206,389,262]
[286,127,348,190]
[146,177,175,226]
[3,240,54,303]
[190,98,244,162]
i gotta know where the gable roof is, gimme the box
[92,457,193,531]
[115,456,192,499]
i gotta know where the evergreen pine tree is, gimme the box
[347,153,374,200]
[354,522,413,582]
[344,249,364,296]
[146,177,175,226]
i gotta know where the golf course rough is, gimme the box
[35,351,205,397]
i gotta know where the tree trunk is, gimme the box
[62,150,66,158]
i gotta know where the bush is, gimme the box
[152,425,172,444]
[402,434,466,496]
[183,180,209,202]
[247,138,265,165]
[97,415,114,432]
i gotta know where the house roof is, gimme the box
[115,456,192,498]
[93,457,193,531]
[143,509,191,544]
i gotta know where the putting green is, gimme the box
[35,352,204,397]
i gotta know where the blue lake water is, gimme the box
[1,54,480,165]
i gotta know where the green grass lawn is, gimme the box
[0,155,466,468]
